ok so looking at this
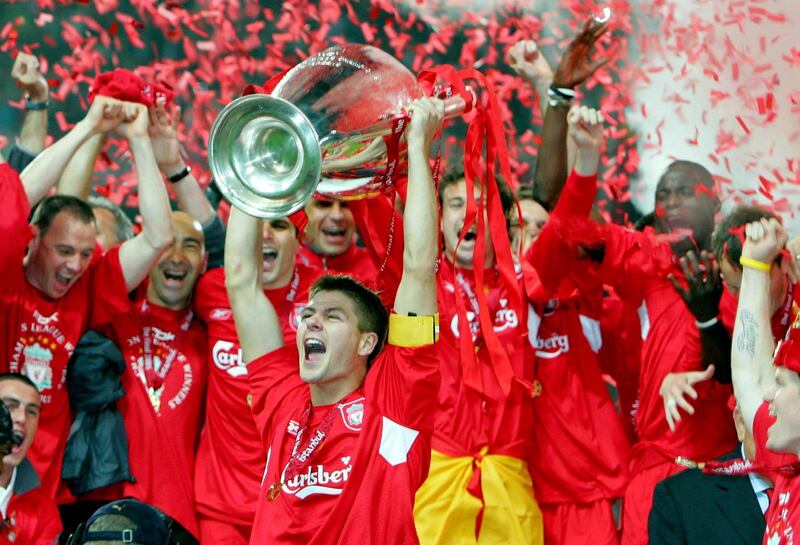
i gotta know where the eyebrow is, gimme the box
[1,396,41,410]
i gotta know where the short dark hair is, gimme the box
[0,373,39,392]
[662,160,715,190]
[88,195,135,243]
[309,275,389,367]
[438,169,515,219]
[711,205,777,269]
[31,195,95,236]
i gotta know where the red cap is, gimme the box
[89,68,173,106]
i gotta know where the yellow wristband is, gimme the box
[388,313,439,347]
[739,256,772,272]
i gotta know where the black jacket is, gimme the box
[648,446,766,545]
[61,330,132,495]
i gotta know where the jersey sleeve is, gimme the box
[86,245,135,329]
[349,195,404,308]
[365,342,440,433]
[524,170,602,299]
[0,163,33,269]
[192,267,227,323]
[247,345,306,442]
[596,225,673,304]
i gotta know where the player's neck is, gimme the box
[146,286,190,311]
[309,373,365,407]
[0,463,14,489]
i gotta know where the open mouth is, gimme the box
[262,248,278,269]
[462,230,477,242]
[162,268,188,287]
[54,271,74,291]
[321,227,347,243]
[303,338,327,364]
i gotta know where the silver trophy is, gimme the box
[208,43,469,218]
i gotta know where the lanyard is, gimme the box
[266,390,363,501]
[139,300,193,413]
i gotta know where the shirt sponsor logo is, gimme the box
[533,333,570,359]
[449,307,520,339]
[280,460,353,499]
[209,308,232,321]
[212,340,248,378]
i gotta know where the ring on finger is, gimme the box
[667,398,677,407]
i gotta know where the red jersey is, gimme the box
[0,460,61,545]
[597,226,737,473]
[85,297,207,537]
[524,170,630,504]
[193,263,320,526]
[297,243,378,288]
[0,165,132,499]
[248,341,439,545]
[433,263,534,460]
[754,402,800,545]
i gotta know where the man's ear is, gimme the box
[357,331,379,359]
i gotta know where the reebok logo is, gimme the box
[212,340,247,377]
[533,334,570,359]
[209,308,232,321]
[281,462,353,499]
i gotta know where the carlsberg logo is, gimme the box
[533,334,570,358]
[282,463,353,499]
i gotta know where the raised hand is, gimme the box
[406,97,445,151]
[660,366,715,432]
[508,39,553,89]
[12,52,48,101]
[82,96,128,134]
[668,250,722,323]
[148,96,184,173]
[116,102,150,141]
[742,217,787,266]
[567,105,604,152]
[553,18,610,89]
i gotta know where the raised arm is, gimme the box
[392,98,443,317]
[116,103,174,291]
[148,97,224,267]
[12,52,49,154]
[732,218,785,432]
[508,39,553,121]
[58,133,106,199]
[20,96,126,206]
[149,98,215,225]
[534,19,609,208]
[225,207,282,363]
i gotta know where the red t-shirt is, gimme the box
[248,341,439,545]
[754,402,800,545]
[597,226,737,473]
[433,263,534,460]
[85,298,207,537]
[720,282,799,342]
[0,165,132,499]
[193,264,320,526]
[297,243,378,289]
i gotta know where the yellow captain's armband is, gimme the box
[388,313,439,347]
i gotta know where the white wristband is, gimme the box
[695,317,719,330]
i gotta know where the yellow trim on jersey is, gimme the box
[388,313,439,347]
